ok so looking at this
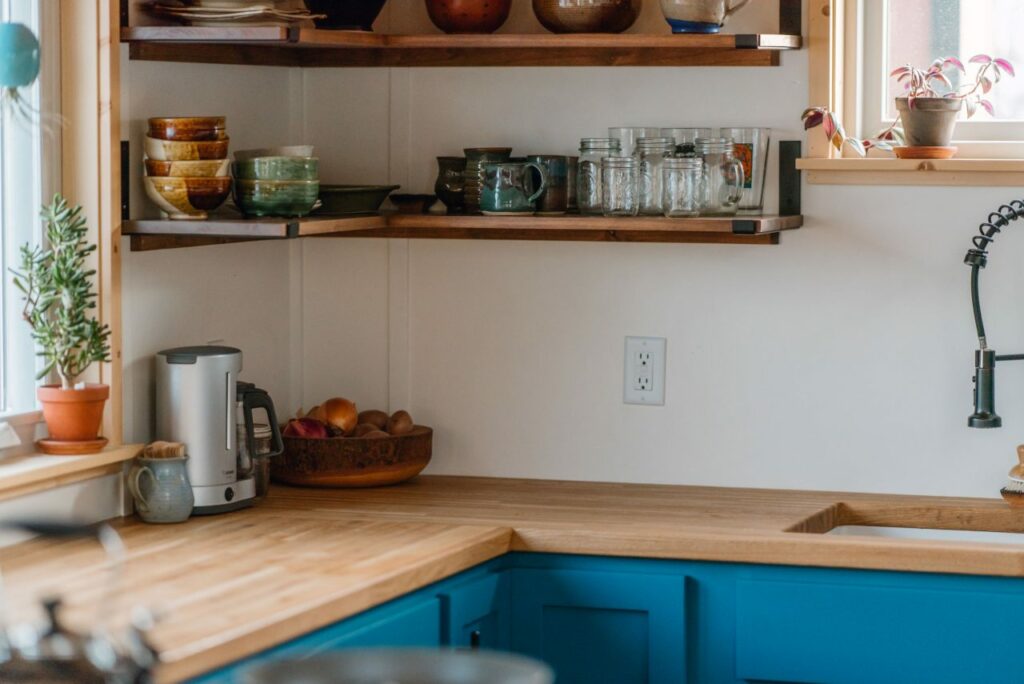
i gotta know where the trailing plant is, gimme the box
[803,54,1015,156]
[11,195,111,390]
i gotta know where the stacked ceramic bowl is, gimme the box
[143,117,231,220]
[232,147,320,218]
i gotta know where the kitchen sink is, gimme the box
[826,525,1024,545]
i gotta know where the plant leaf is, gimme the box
[970,54,992,65]
[943,57,966,73]
[994,58,1015,77]
[980,99,995,117]
[823,112,837,140]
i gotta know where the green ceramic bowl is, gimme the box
[233,179,320,218]
[232,157,319,181]
[315,184,400,215]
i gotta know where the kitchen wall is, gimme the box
[122,1,1024,498]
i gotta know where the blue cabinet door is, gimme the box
[442,570,512,650]
[511,567,687,684]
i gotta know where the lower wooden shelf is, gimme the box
[122,213,803,251]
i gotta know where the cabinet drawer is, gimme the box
[736,578,1024,684]
[443,571,511,650]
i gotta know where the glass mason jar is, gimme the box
[601,155,639,217]
[636,137,675,215]
[662,157,704,218]
[577,138,622,215]
[696,137,744,216]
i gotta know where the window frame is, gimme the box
[799,0,1024,184]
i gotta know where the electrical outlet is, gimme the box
[624,336,666,405]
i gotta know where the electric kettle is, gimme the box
[154,346,283,515]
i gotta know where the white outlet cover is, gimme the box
[624,336,666,406]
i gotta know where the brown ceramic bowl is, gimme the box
[425,0,511,33]
[144,158,230,178]
[532,0,640,32]
[272,426,433,488]
[145,136,230,161]
[148,116,227,141]
[143,176,231,220]
[389,194,438,214]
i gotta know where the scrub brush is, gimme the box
[999,445,1024,507]
[141,441,186,459]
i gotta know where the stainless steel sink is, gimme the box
[827,524,1024,545]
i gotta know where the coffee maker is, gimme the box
[155,346,283,514]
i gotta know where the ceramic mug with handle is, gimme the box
[128,455,194,524]
[479,162,547,215]
[659,0,750,33]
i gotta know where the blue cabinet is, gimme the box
[190,553,1024,684]
[511,568,687,684]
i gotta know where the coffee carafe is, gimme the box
[155,346,283,515]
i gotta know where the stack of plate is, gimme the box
[147,1,323,27]
[143,117,231,221]
[232,147,320,218]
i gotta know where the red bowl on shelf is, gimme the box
[425,0,511,34]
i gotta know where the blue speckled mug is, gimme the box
[128,455,194,524]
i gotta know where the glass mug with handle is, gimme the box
[696,137,744,216]
[479,161,547,215]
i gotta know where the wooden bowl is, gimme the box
[272,425,433,488]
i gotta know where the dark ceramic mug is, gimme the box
[435,156,466,214]
[479,162,547,214]
[526,155,570,215]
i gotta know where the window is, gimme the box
[0,0,60,419]
[859,0,1024,156]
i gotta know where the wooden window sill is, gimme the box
[0,444,141,502]
[798,158,1024,186]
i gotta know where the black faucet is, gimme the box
[966,200,1024,428]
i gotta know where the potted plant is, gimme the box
[11,195,112,454]
[803,54,1015,158]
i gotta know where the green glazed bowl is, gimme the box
[316,184,400,215]
[232,157,319,181]
[233,179,320,218]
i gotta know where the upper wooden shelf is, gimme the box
[122,26,802,67]
[122,213,803,251]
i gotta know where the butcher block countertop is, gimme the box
[5,475,1024,682]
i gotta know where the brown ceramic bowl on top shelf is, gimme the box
[425,0,511,33]
[272,426,433,488]
[148,116,227,142]
[532,0,641,33]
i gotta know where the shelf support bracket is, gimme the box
[778,140,802,217]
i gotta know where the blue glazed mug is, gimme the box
[128,455,194,524]
[479,162,547,214]
[659,0,750,33]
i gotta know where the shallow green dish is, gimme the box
[315,184,401,215]
[232,157,319,181]
[233,179,320,218]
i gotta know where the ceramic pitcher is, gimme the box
[128,455,194,524]
[660,0,750,33]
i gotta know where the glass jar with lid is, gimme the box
[601,155,639,217]
[662,157,704,218]
[577,138,622,215]
[636,137,675,215]
[696,137,744,216]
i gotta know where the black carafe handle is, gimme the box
[241,386,284,458]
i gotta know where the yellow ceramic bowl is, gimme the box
[144,158,230,178]
[144,135,230,162]
[144,176,231,220]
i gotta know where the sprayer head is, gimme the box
[970,349,1002,428]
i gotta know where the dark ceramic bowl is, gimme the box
[390,194,438,214]
[532,0,640,33]
[304,0,387,30]
[315,184,401,215]
[426,0,511,33]
[148,116,227,141]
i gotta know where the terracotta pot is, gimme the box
[895,97,961,147]
[37,384,109,442]
[425,0,511,34]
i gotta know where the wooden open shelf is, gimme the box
[122,27,801,67]
[123,213,803,251]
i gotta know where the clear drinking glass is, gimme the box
[636,137,676,216]
[662,158,704,217]
[661,127,715,157]
[577,138,621,215]
[696,137,744,216]
[602,156,639,217]
[722,127,770,211]
[608,127,660,157]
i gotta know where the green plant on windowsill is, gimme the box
[803,54,1015,157]
[10,195,112,454]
